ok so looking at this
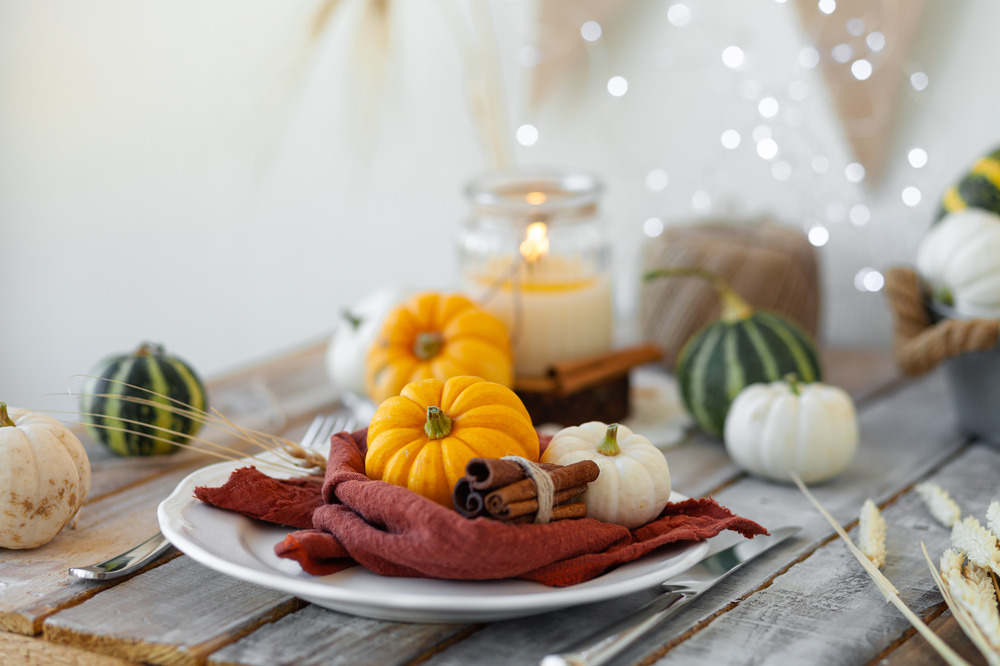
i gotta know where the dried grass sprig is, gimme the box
[859,499,887,568]
[952,516,1000,575]
[923,543,1000,666]
[64,376,330,475]
[790,473,971,666]
[916,482,962,528]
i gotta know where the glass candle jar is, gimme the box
[457,167,613,378]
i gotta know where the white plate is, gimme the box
[158,453,708,623]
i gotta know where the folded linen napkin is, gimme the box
[195,429,767,587]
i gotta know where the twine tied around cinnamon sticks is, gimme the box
[452,456,599,524]
[884,266,1000,376]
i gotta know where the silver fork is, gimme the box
[69,411,356,580]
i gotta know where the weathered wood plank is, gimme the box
[1,631,136,666]
[646,442,1000,665]
[0,465,206,635]
[44,556,301,666]
[207,604,468,666]
[415,369,966,665]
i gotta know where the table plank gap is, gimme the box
[877,610,990,666]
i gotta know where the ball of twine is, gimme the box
[884,267,1000,376]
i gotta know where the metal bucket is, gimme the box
[930,301,1000,445]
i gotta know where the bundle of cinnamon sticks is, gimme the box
[453,457,600,523]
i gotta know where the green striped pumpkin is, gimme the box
[936,146,1000,221]
[80,343,207,456]
[645,268,822,437]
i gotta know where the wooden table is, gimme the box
[3,343,995,666]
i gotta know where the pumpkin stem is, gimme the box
[784,373,802,396]
[0,403,14,428]
[598,423,621,456]
[643,267,754,322]
[135,343,163,357]
[341,309,364,330]
[414,332,444,360]
[424,406,454,440]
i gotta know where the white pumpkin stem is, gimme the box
[414,332,445,360]
[342,309,364,330]
[598,423,621,456]
[424,406,454,440]
[0,403,14,428]
[784,373,802,396]
[643,267,754,322]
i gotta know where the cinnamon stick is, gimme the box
[463,458,560,492]
[507,502,587,524]
[550,343,663,395]
[484,459,599,506]
[486,485,587,519]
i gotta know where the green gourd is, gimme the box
[81,343,207,456]
[936,146,1000,221]
[644,268,822,437]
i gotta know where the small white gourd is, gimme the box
[723,378,858,483]
[325,288,403,418]
[916,208,1000,318]
[0,404,92,549]
[542,422,671,529]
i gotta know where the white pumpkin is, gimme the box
[0,404,92,549]
[723,379,858,483]
[325,288,403,401]
[542,422,671,529]
[916,208,1000,318]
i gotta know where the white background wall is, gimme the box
[2,0,999,412]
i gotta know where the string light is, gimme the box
[845,162,866,183]
[901,186,922,207]
[910,71,929,91]
[908,147,928,168]
[607,76,628,97]
[851,59,873,80]
[580,21,602,42]
[758,97,779,118]
[866,31,886,51]
[849,204,871,226]
[808,225,830,246]
[854,268,885,293]
[643,217,665,237]
[645,168,669,191]
[721,129,741,149]
[667,3,691,27]
[722,46,745,69]
[516,124,539,146]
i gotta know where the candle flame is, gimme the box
[526,191,547,205]
[520,222,549,263]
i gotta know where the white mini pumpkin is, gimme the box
[723,378,858,483]
[0,404,92,549]
[325,288,404,419]
[916,208,1000,318]
[542,422,671,528]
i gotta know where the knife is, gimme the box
[540,526,800,666]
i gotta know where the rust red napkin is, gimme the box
[195,429,767,587]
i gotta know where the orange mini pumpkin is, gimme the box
[364,292,514,404]
[366,376,538,507]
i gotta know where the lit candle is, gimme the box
[468,218,613,378]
